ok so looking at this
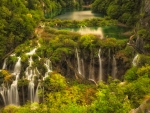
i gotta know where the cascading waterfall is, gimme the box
[76,48,85,78]
[26,48,37,56]
[111,55,117,79]
[2,58,8,70]
[34,83,40,103]
[9,57,21,105]
[89,58,95,81]
[132,54,139,66]
[43,59,53,80]
[28,80,35,103]
[0,86,8,106]
[25,48,40,103]
[76,48,81,75]
[98,49,103,82]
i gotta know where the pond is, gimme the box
[54,10,102,20]
[54,10,129,39]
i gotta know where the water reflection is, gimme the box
[54,10,101,20]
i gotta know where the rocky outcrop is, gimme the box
[129,99,150,113]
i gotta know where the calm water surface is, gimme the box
[54,10,128,39]
[54,10,102,20]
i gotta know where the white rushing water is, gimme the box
[77,27,104,39]
[132,54,139,66]
[2,58,8,70]
[98,49,103,82]
[76,49,85,78]
[9,57,21,105]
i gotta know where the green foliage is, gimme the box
[43,73,67,92]
[48,18,117,28]
[138,54,150,66]
[79,34,98,49]
[124,75,150,108]
[92,0,141,25]
[124,67,138,82]
[136,64,150,77]
[88,81,131,113]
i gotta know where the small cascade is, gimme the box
[111,55,117,79]
[76,49,81,75]
[26,48,37,56]
[98,49,103,82]
[2,58,8,69]
[29,56,33,67]
[28,80,35,103]
[0,86,8,106]
[34,83,40,103]
[25,56,35,103]
[43,59,53,80]
[9,57,21,105]
[132,54,139,66]
[13,57,21,76]
[76,49,85,78]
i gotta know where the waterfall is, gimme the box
[9,81,19,105]
[28,81,34,103]
[132,54,139,66]
[89,58,95,81]
[43,59,53,80]
[75,48,85,78]
[98,49,103,82]
[111,55,117,79]
[8,57,21,105]
[13,57,21,76]
[76,49,81,75]
[2,58,8,69]
[0,86,8,106]
[34,83,40,103]
[26,48,37,56]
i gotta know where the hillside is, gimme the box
[0,0,150,113]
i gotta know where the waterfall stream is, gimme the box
[76,48,85,78]
[98,49,103,82]
[76,48,81,75]
[2,58,8,70]
[9,57,21,105]
[111,55,117,79]
[132,54,139,66]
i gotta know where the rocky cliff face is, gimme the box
[143,0,150,16]
[140,0,150,28]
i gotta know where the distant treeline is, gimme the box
[92,0,141,25]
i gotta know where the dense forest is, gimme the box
[0,0,150,113]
